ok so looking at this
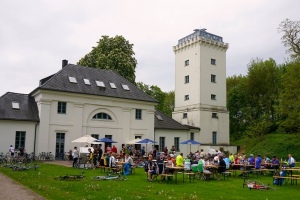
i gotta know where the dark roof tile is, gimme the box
[0,92,39,121]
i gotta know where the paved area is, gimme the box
[0,161,72,200]
[0,173,45,200]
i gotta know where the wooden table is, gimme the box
[282,168,300,185]
[204,165,218,179]
[168,166,184,184]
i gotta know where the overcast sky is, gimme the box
[0,0,299,96]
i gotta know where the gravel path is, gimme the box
[0,173,45,200]
[0,161,71,200]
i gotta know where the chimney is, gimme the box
[62,59,68,68]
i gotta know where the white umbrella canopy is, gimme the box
[71,135,97,144]
[126,138,142,144]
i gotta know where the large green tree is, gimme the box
[276,59,300,133]
[278,18,300,58]
[78,35,137,84]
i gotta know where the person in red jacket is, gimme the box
[112,145,117,154]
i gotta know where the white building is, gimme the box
[172,29,230,146]
[0,62,200,157]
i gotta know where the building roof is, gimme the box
[31,64,158,103]
[0,92,39,121]
[154,110,191,130]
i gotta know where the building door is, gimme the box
[55,133,65,160]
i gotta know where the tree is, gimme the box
[278,19,300,58]
[276,59,300,133]
[78,35,137,84]
[136,82,165,112]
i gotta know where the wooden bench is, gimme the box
[185,172,196,182]
[160,174,174,184]
[221,172,231,180]
[226,170,236,177]
[251,169,263,177]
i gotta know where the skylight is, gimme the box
[95,81,105,87]
[122,84,130,90]
[83,79,91,85]
[109,82,117,89]
[68,76,77,83]
[156,115,163,121]
[12,102,20,109]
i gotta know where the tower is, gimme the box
[172,29,229,145]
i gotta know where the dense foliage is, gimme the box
[78,35,137,84]
[137,82,174,116]
[227,58,300,140]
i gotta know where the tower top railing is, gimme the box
[178,29,223,44]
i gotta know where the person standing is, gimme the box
[9,145,14,157]
[255,154,262,169]
[141,146,145,157]
[106,144,112,153]
[98,144,103,164]
[72,146,79,167]
[112,145,117,154]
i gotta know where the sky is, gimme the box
[0,0,299,96]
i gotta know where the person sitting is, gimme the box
[176,153,184,167]
[217,155,226,180]
[156,156,165,176]
[109,153,120,173]
[165,154,175,174]
[288,154,295,168]
[223,155,230,169]
[268,156,280,169]
[147,155,158,182]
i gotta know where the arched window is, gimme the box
[92,112,112,120]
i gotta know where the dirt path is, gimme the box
[0,173,45,200]
[0,161,72,200]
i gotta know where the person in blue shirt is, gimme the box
[271,156,280,169]
[255,154,262,169]
[248,154,255,165]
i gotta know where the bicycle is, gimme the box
[91,173,127,181]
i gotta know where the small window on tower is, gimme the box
[183,113,187,118]
[184,95,189,101]
[185,60,189,66]
[211,94,216,100]
[211,59,216,65]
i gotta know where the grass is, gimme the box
[1,162,300,200]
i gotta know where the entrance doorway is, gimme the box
[55,133,65,160]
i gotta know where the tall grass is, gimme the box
[1,162,300,200]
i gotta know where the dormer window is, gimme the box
[156,115,163,121]
[68,77,77,83]
[83,79,91,85]
[12,102,20,109]
[109,82,116,89]
[96,81,105,87]
[122,84,130,90]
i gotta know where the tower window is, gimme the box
[212,131,217,145]
[185,75,189,84]
[211,74,216,83]
[211,59,216,65]
[185,60,189,66]
[184,95,189,101]
[183,113,187,118]
[212,113,218,118]
[211,94,216,100]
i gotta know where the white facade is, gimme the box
[172,29,230,145]
[0,120,37,154]
[31,89,156,156]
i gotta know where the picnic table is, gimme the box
[168,166,184,184]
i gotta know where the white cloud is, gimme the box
[0,0,299,95]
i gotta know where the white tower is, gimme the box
[172,29,229,145]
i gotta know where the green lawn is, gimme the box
[1,162,300,200]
